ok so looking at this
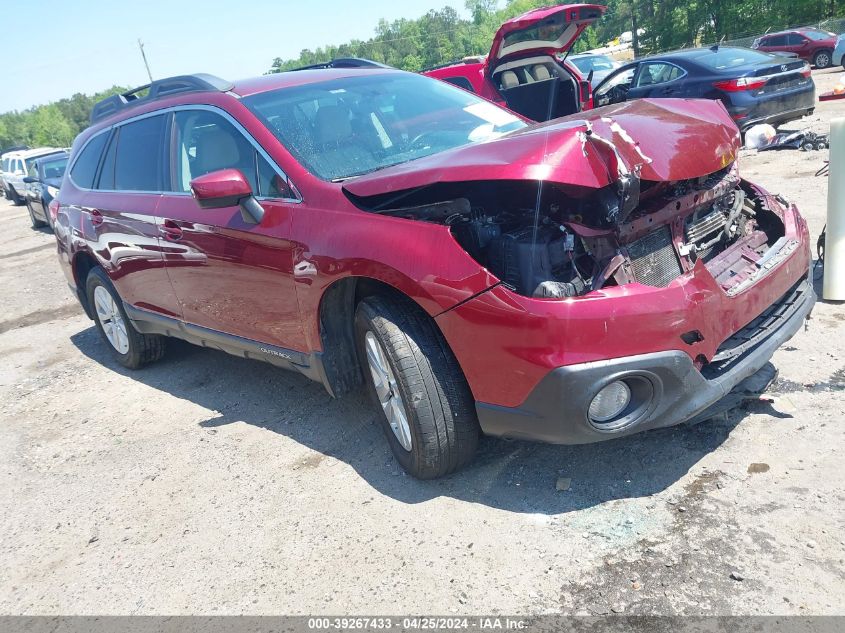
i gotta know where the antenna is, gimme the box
[138,39,153,83]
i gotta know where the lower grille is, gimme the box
[627,226,683,288]
[702,278,808,379]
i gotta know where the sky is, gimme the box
[2,0,467,113]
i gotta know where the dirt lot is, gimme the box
[1,69,844,617]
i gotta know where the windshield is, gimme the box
[243,73,526,181]
[41,156,68,179]
[697,48,774,69]
[571,55,616,73]
[802,29,834,41]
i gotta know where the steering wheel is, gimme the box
[408,130,440,150]
[609,84,630,104]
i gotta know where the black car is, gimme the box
[22,151,68,230]
[593,46,815,131]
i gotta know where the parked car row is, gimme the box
[422,5,831,133]
[0,147,67,211]
[752,27,840,69]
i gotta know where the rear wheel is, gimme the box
[355,295,479,479]
[26,201,47,229]
[86,267,165,369]
[813,50,832,69]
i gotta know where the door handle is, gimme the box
[89,208,103,226]
[160,219,183,241]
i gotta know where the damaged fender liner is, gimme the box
[475,276,815,445]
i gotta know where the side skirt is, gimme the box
[123,304,334,394]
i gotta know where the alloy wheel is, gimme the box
[364,330,413,451]
[93,285,130,354]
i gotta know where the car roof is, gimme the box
[230,67,402,98]
[33,151,69,164]
[633,46,753,63]
[18,147,62,159]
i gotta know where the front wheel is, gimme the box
[9,186,24,206]
[355,295,479,479]
[26,201,47,229]
[813,50,832,69]
[86,267,165,369]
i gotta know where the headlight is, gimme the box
[588,381,631,423]
[47,185,60,198]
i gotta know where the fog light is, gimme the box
[589,381,631,423]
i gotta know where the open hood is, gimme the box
[343,98,741,201]
[486,4,606,68]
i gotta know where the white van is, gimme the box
[2,148,61,205]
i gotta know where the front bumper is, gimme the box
[476,276,815,444]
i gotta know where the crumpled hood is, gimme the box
[343,98,741,199]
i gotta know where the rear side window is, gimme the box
[443,76,475,92]
[70,132,109,188]
[114,115,167,191]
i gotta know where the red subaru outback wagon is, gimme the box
[52,66,814,479]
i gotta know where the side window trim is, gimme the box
[169,104,301,203]
[68,106,299,202]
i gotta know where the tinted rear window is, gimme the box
[70,133,108,188]
[697,48,774,69]
[114,115,167,191]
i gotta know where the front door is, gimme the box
[155,107,305,353]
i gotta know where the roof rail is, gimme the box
[89,73,234,124]
[285,58,393,72]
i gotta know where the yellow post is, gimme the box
[824,118,845,301]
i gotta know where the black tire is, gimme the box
[86,267,165,369]
[26,201,47,229]
[354,294,479,479]
[9,186,24,206]
[813,50,832,69]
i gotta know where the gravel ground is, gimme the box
[1,68,844,617]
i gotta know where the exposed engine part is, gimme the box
[681,190,752,261]
[486,225,585,298]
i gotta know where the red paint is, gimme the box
[53,67,811,415]
[189,168,253,204]
[753,29,838,65]
[344,98,740,197]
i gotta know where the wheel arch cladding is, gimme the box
[316,275,456,398]
[72,250,99,319]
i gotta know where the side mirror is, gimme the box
[587,69,595,84]
[23,176,37,184]
[189,168,264,224]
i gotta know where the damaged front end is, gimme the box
[343,98,814,443]
[344,99,790,303]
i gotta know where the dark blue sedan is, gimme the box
[593,47,816,131]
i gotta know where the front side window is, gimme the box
[594,67,636,106]
[635,62,683,87]
[173,110,294,199]
[41,156,68,180]
[803,29,834,41]
[113,115,167,191]
[70,132,109,189]
[243,73,525,181]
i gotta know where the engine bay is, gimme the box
[349,165,787,299]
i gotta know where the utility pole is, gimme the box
[138,39,153,83]
[631,0,640,58]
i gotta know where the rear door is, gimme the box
[760,34,789,55]
[77,116,181,318]
[154,106,305,353]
